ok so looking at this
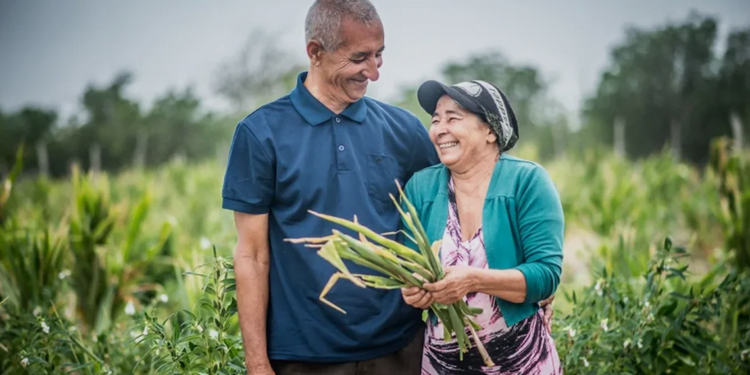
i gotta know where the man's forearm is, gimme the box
[235,253,271,370]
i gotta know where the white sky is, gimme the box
[1,0,749,127]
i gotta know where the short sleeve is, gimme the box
[221,121,275,214]
[405,117,440,183]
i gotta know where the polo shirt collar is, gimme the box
[290,71,368,126]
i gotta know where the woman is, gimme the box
[400,79,564,374]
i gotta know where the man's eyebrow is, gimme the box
[351,46,385,59]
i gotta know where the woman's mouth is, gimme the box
[439,142,459,150]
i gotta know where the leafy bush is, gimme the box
[554,237,750,374]
[129,247,245,374]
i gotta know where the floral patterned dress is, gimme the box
[421,177,563,375]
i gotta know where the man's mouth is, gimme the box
[439,141,459,150]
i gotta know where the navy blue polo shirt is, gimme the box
[221,72,439,362]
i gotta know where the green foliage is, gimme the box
[130,247,245,374]
[554,238,750,374]
[0,225,67,312]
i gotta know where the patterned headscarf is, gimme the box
[417,79,519,152]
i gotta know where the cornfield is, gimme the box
[1,139,748,374]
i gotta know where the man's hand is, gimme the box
[402,286,433,309]
[539,294,555,333]
[422,266,476,305]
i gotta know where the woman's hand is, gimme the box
[422,266,476,305]
[401,286,434,309]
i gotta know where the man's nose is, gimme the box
[362,58,380,82]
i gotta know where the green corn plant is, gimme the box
[68,164,118,333]
[287,181,493,366]
[709,136,750,271]
[68,165,173,334]
[0,224,68,312]
[0,144,24,226]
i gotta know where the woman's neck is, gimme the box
[451,151,499,198]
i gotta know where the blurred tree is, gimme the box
[76,71,143,172]
[717,27,750,145]
[143,88,230,166]
[0,107,57,175]
[213,30,305,113]
[581,12,749,165]
[392,50,570,160]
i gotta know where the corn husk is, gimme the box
[286,180,495,366]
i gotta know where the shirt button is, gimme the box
[335,117,341,123]
[338,145,345,151]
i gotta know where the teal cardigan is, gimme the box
[401,153,564,327]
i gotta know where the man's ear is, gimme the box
[307,40,325,66]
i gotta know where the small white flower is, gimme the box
[200,237,211,250]
[600,319,609,332]
[21,357,29,368]
[624,339,632,348]
[637,338,643,349]
[644,301,650,308]
[124,301,136,316]
[564,325,576,338]
[159,294,169,303]
[41,320,50,334]
[594,280,602,291]
[647,313,654,322]
[209,329,218,339]
[33,306,42,317]
[195,324,203,333]
[582,358,589,367]
[623,296,629,304]
[58,269,71,280]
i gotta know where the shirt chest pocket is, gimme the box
[366,154,401,205]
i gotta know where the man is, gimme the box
[222,1,554,374]
[222,1,437,373]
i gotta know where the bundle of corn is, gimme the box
[287,182,494,366]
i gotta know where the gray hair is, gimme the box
[305,0,381,51]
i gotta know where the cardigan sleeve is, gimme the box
[513,165,564,304]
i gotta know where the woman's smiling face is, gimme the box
[429,95,499,171]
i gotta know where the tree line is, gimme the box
[1,12,749,178]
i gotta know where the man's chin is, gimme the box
[346,87,368,101]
